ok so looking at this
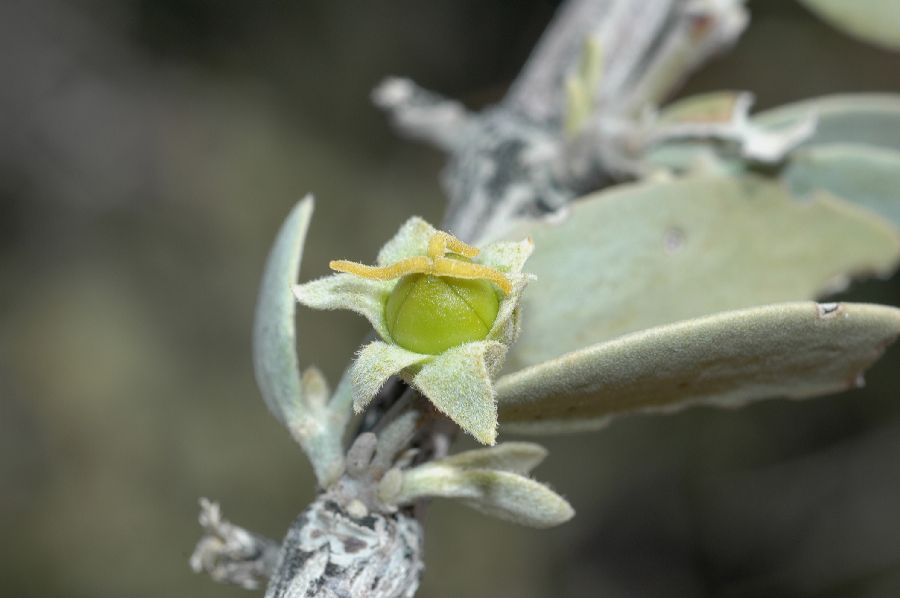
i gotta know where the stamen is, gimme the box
[330,231,511,294]
[433,258,512,294]
[330,257,431,280]
[428,231,479,259]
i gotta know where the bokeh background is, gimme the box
[2,1,900,596]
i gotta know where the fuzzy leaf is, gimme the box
[252,197,345,486]
[294,274,393,341]
[642,143,733,176]
[253,197,314,425]
[413,341,507,445]
[646,91,816,169]
[644,94,900,174]
[395,464,573,528]
[502,175,900,370]
[350,341,427,412]
[756,94,900,152]
[797,0,900,51]
[783,143,900,230]
[657,91,746,126]
[497,302,900,434]
[432,442,548,474]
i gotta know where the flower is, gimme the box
[293,217,533,444]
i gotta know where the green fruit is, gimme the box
[384,273,500,355]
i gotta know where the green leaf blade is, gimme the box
[502,175,900,370]
[253,196,314,425]
[756,94,900,152]
[252,196,347,486]
[783,143,900,230]
[431,442,548,474]
[395,464,573,528]
[496,302,900,435]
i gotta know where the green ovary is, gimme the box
[384,273,500,355]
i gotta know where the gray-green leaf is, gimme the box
[782,143,900,230]
[430,442,548,475]
[503,175,899,370]
[756,94,900,152]
[496,302,900,434]
[797,0,900,51]
[253,197,313,425]
[394,463,573,528]
[644,94,900,175]
[252,196,345,486]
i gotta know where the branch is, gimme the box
[264,495,423,598]
[372,78,473,152]
[376,0,749,242]
[190,499,281,590]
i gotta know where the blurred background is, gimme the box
[2,1,900,596]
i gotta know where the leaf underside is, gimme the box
[496,302,900,435]
[430,442,548,474]
[396,464,573,528]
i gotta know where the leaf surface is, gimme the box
[756,94,900,152]
[497,302,900,434]
[431,442,548,474]
[253,197,314,424]
[395,464,573,528]
[503,175,899,369]
[252,197,346,485]
[782,143,900,230]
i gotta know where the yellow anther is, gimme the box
[431,257,512,294]
[329,231,511,294]
[428,231,480,260]
[329,257,432,280]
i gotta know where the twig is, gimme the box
[378,0,749,242]
[190,499,281,590]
